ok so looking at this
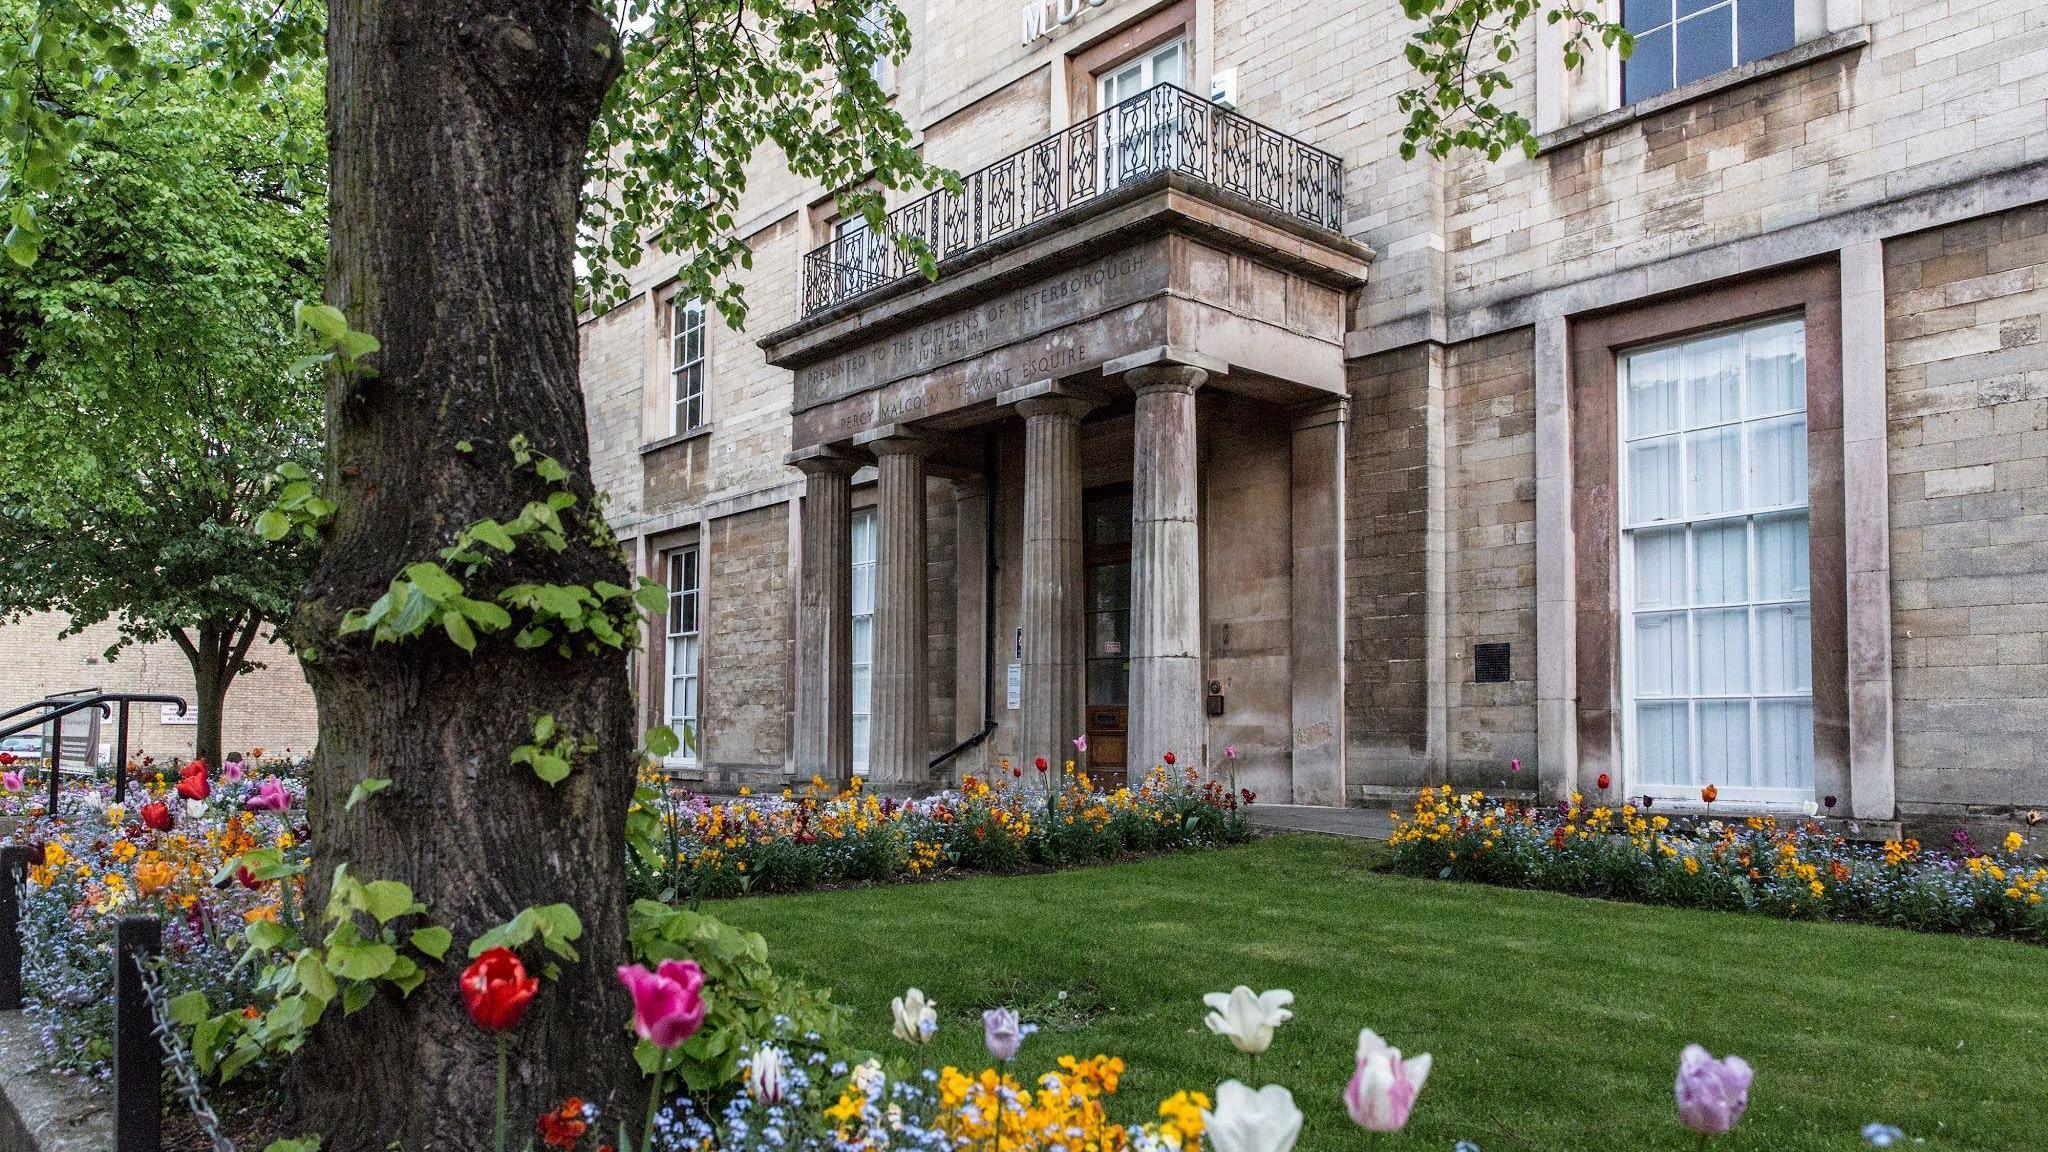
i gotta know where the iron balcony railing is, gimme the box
[799,83,1345,318]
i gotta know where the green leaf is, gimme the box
[346,777,392,809]
[362,880,421,924]
[295,950,338,1005]
[645,725,680,759]
[325,941,399,981]
[296,302,349,341]
[410,925,454,961]
[167,991,210,1026]
[442,609,476,652]
[254,508,291,541]
[340,980,376,1015]
[404,561,463,602]
[469,520,517,552]
[264,1138,323,1152]
[3,225,39,268]
[533,752,572,785]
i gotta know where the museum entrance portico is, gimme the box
[761,134,1371,803]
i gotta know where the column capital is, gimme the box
[853,423,937,459]
[1001,379,1106,423]
[1290,394,1351,431]
[787,445,862,476]
[1104,346,1227,395]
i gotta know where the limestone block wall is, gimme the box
[701,504,793,776]
[1885,201,2048,818]
[1440,0,2047,327]
[0,611,318,761]
[1200,395,1293,798]
[1441,330,1538,786]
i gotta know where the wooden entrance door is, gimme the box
[1083,486,1132,790]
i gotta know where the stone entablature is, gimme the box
[761,173,1371,451]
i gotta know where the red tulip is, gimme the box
[460,948,539,1030]
[1163,751,1176,766]
[176,768,210,802]
[1596,772,1611,791]
[1034,757,1048,773]
[140,801,174,832]
[0,752,14,766]
[235,865,262,890]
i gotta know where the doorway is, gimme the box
[1083,485,1132,790]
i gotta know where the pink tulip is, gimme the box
[245,778,289,813]
[0,772,21,793]
[616,959,706,1049]
[1073,735,1087,753]
[1345,1028,1431,1132]
[1675,1045,1752,1136]
[222,760,245,784]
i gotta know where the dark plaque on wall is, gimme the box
[1474,642,1511,684]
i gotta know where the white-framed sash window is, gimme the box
[665,546,701,765]
[1095,38,1186,192]
[850,509,877,776]
[669,296,707,435]
[1620,317,1812,805]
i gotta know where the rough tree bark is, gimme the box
[292,3,632,1147]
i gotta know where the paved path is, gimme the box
[1244,803,1393,840]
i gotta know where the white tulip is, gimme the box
[851,1058,886,1097]
[890,987,937,1045]
[1802,799,1820,817]
[1202,1080,1302,1152]
[1203,986,1294,1055]
[746,1043,786,1104]
[184,798,208,820]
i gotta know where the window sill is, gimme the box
[1537,25,1872,156]
[640,425,712,455]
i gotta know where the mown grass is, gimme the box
[710,834,2048,1152]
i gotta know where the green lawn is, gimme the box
[709,834,2048,1152]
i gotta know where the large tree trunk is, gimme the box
[292,3,631,1148]
[170,619,255,768]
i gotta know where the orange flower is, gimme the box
[537,1099,589,1149]
[1700,784,1719,804]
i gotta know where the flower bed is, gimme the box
[0,756,308,1083]
[629,762,1255,901]
[1389,786,2048,941]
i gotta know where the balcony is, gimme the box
[798,84,1345,319]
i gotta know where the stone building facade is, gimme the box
[582,0,2048,825]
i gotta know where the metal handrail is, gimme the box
[799,82,1345,317]
[0,692,187,743]
[0,692,188,807]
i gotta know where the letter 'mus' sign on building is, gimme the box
[1020,0,1110,45]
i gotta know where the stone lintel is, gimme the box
[1103,345,1229,380]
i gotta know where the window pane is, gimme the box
[1685,425,1742,517]
[1635,611,1688,696]
[1755,605,1812,693]
[852,617,873,664]
[1744,321,1804,415]
[1696,699,1752,785]
[1691,520,1747,604]
[1636,702,1690,785]
[1757,700,1813,788]
[1151,41,1186,88]
[1676,0,1725,16]
[1628,437,1683,524]
[1738,0,1796,62]
[1626,27,1675,102]
[1627,346,1683,437]
[1623,0,1673,32]
[1633,528,1687,609]
[1683,333,1742,427]
[1675,5,1734,87]
[851,716,870,772]
[1748,415,1807,507]
[851,660,872,713]
[1755,512,1810,599]
[1694,608,1750,694]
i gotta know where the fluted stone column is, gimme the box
[867,434,932,790]
[794,453,858,783]
[1016,394,1095,782]
[1125,364,1208,769]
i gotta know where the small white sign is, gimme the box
[1006,663,1023,710]
[160,704,195,726]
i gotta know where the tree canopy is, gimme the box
[0,21,325,763]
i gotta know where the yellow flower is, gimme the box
[2005,831,2025,854]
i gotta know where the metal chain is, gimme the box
[131,951,238,1152]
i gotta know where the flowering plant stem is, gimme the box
[641,1071,663,1152]
[495,1033,508,1152]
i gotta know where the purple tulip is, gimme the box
[0,772,21,793]
[983,1007,1024,1062]
[1675,1045,1752,1137]
[222,760,245,784]
[245,778,290,813]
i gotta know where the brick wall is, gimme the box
[0,611,318,760]
[1885,201,2048,817]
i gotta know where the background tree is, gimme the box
[0,45,325,769]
